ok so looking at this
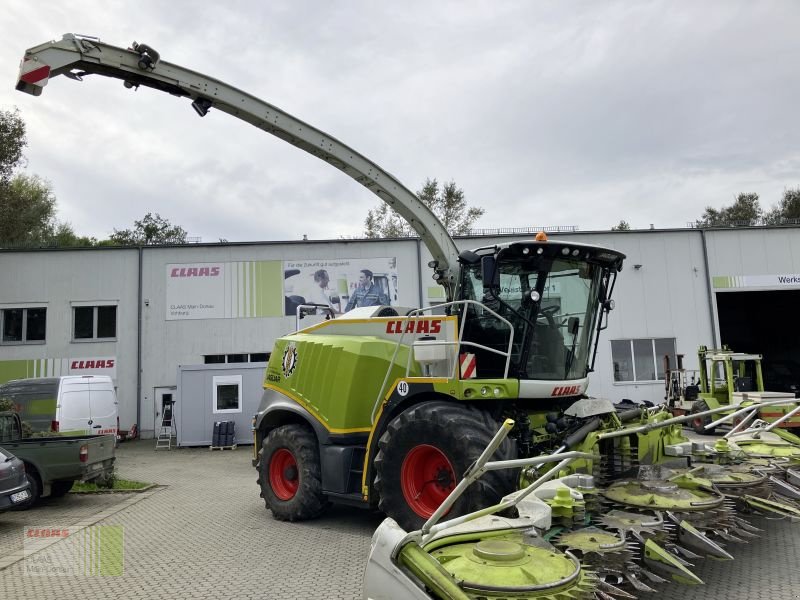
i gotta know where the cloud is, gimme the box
[1,0,799,242]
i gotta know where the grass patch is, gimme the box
[71,479,152,492]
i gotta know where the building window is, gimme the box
[204,353,270,364]
[212,375,242,414]
[612,338,676,382]
[73,305,117,340]
[1,307,46,344]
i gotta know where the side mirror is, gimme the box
[568,317,580,335]
[481,256,500,289]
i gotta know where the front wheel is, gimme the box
[690,400,716,435]
[258,424,329,522]
[373,401,516,531]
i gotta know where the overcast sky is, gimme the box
[1,1,798,243]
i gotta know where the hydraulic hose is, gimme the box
[563,417,602,449]
[617,408,644,423]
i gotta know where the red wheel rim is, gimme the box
[269,448,299,500]
[400,444,456,518]
[693,416,704,430]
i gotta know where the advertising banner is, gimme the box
[165,261,284,320]
[0,357,117,384]
[165,258,399,320]
[283,257,398,315]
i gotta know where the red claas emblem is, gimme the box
[385,319,443,334]
[551,385,581,397]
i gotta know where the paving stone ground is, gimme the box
[0,436,798,599]
[1,441,381,599]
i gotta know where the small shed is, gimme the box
[175,362,266,447]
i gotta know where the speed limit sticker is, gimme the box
[396,381,409,396]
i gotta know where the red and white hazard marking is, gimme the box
[18,58,51,88]
[460,353,477,379]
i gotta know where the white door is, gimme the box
[59,379,91,436]
[88,378,119,435]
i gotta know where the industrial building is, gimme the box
[1,225,798,440]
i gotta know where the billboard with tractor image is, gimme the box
[165,258,398,320]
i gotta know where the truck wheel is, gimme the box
[690,400,716,435]
[50,481,74,497]
[374,401,515,532]
[258,424,329,521]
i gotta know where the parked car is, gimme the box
[0,375,118,436]
[0,446,31,512]
[0,411,115,507]
[762,359,800,398]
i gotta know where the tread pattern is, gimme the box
[258,424,329,522]
[373,401,516,531]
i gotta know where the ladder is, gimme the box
[155,401,175,450]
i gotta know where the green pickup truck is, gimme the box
[0,411,115,506]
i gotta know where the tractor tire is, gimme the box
[49,480,74,497]
[690,400,716,435]
[373,401,516,532]
[258,424,329,522]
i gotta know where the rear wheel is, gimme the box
[374,401,516,531]
[690,400,716,435]
[50,480,74,497]
[258,424,329,521]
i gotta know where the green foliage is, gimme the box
[109,212,188,245]
[50,222,99,247]
[0,173,58,246]
[364,178,484,238]
[72,478,149,492]
[0,109,97,248]
[0,109,26,183]
[611,220,631,231]
[697,193,762,227]
[0,398,34,437]
[765,187,800,225]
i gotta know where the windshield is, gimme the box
[459,252,604,381]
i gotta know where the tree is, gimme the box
[611,220,630,231]
[0,109,26,183]
[51,222,98,247]
[109,212,188,245]
[0,173,59,246]
[0,109,97,248]
[765,187,800,225]
[696,193,762,227]
[364,178,484,238]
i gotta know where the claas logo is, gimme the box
[170,266,220,277]
[551,385,581,397]
[385,319,443,335]
[71,359,115,369]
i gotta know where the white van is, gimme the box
[0,376,118,437]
